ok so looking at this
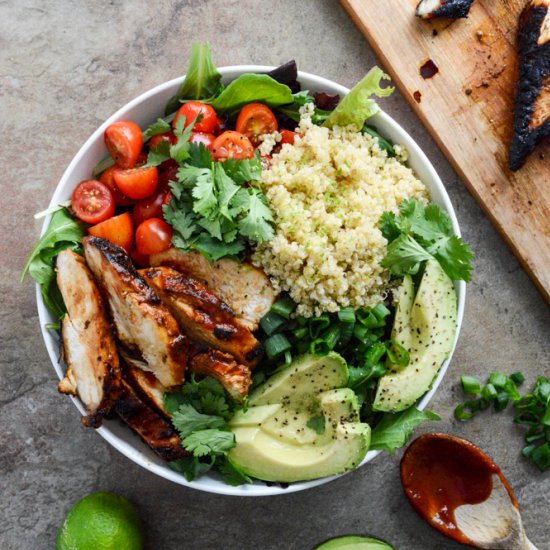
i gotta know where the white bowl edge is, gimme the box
[36,66,465,496]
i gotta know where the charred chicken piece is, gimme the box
[115,379,189,461]
[122,355,169,417]
[140,267,263,367]
[189,349,252,401]
[56,249,121,427]
[415,0,474,19]
[509,0,550,171]
[148,248,277,331]
[82,237,187,388]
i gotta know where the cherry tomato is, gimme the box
[71,180,115,224]
[189,132,216,150]
[113,166,158,200]
[211,131,254,161]
[149,132,177,149]
[135,218,173,255]
[88,212,134,252]
[130,248,150,267]
[235,103,278,146]
[173,101,218,133]
[279,129,299,146]
[132,188,170,226]
[158,164,179,191]
[99,165,133,206]
[104,121,143,169]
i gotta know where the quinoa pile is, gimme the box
[252,105,429,317]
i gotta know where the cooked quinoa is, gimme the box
[252,104,429,317]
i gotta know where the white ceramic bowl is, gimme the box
[37,66,465,496]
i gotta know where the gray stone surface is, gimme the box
[1,1,548,549]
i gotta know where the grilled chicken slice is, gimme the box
[82,237,187,388]
[115,379,189,461]
[189,349,252,401]
[122,355,169,417]
[415,0,474,19]
[509,0,550,170]
[149,248,277,331]
[140,267,263,367]
[56,249,120,427]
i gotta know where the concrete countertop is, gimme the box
[1,1,548,548]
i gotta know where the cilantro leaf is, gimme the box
[171,404,226,438]
[188,142,214,168]
[192,233,246,261]
[306,414,326,434]
[370,407,440,453]
[142,118,172,141]
[192,170,217,217]
[217,458,252,486]
[169,456,214,481]
[182,429,235,457]
[222,154,262,185]
[237,188,275,243]
[379,200,474,281]
[146,140,171,167]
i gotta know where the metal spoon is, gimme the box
[400,433,538,549]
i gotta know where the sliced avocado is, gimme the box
[390,274,414,352]
[228,353,370,482]
[374,260,457,412]
[314,535,394,550]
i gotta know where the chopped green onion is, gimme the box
[461,376,481,396]
[309,339,330,355]
[323,325,341,350]
[284,351,293,365]
[337,308,356,324]
[455,401,479,421]
[525,430,545,443]
[372,303,390,321]
[353,323,370,341]
[370,363,387,379]
[337,322,355,347]
[308,314,330,338]
[270,295,296,319]
[481,383,498,401]
[357,308,385,329]
[260,312,286,336]
[348,366,370,388]
[264,334,291,360]
[488,372,508,389]
[365,342,386,367]
[522,444,536,458]
[510,372,525,385]
[293,326,308,340]
[494,391,510,412]
[541,406,550,427]
[531,443,550,471]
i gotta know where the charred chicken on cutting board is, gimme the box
[56,249,121,427]
[415,0,475,19]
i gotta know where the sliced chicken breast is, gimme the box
[148,248,277,331]
[56,249,120,428]
[140,266,263,367]
[115,379,189,461]
[189,349,252,401]
[82,237,187,388]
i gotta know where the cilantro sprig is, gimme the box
[163,143,274,261]
[380,199,474,281]
[166,376,251,485]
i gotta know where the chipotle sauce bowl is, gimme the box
[400,433,518,546]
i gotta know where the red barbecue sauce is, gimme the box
[420,59,439,79]
[400,434,517,546]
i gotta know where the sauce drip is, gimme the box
[400,434,505,545]
[413,90,422,103]
[420,59,439,79]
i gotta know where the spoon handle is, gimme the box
[522,536,538,550]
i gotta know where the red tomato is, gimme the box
[189,132,216,150]
[130,248,149,267]
[88,212,134,252]
[235,103,278,146]
[158,164,179,191]
[104,121,143,169]
[279,129,299,145]
[149,132,177,149]
[71,180,115,224]
[211,131,254,161]
[135,218,173,255]
[99,165,133,206]
[132,188,170,226]
[113,166,158,200]
[173,101,217,133]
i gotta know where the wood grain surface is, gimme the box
[340,0,550,302]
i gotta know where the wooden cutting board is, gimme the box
[340,0,550,302]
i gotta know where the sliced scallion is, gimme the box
[260,312,286,336]
[264,334,291,360]
[270,295,296,319]
[488,372,508,390]
[454,401,479,421]
[510,372,525,385]
[481,383,497,401]
[337,307,356,324]
[461,376,481,396]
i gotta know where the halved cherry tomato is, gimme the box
[158,164,179,191]
[211,131,254,161]
[99,165,133,206]
[236,103,278,146]
[130,248,149,267]
[189,132,216,150]
[71,180,115,224]
[135,218,173,255]
[173,101,218,133]
[132,188,170,226]
[88,212,134,252]
[104,121,143,169]
[113,166,158,200]
[279,129,299,145]
[149,132,177,149]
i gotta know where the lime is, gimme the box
[56,492,142,550]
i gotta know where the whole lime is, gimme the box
[56,492,142,550]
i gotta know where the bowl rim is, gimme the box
[36,65,466,496]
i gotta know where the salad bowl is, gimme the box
[36,66,466,496]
